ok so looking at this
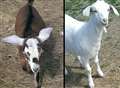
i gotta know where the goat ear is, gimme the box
[38,27,53,42]
[110,5,119,16]
[83,6,91,16]
[1,35,24,46]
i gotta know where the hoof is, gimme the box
[89,82,94,88]
[97,70,104,78]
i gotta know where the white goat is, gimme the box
[65,0,119,88]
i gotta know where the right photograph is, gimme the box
[65,0,120,88]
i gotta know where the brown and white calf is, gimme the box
[2,0,52,88]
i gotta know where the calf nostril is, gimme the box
[103,19,107,23]
[34,68,39,72]
[33,57,39,63]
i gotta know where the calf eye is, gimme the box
[33,58,39,63]
[90,7,97,13]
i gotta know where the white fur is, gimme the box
[65,0,119,88]
[2,27,53,46]
[38,27,53,42]
[1,35,24,46]
[24,38,40,72]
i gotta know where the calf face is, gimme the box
[23,37,43,73]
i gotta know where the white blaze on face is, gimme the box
[24,38,41,73]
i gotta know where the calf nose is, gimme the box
[33,57,39,63]
[103,19,107,23]
[102,18,108,25]
[33,68,39,72]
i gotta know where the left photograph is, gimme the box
[0,0,63,88]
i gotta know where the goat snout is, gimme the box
[33,68,39,72]
[33,57,39,64]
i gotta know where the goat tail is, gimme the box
[23,0,34,37]
[28,0,34,5]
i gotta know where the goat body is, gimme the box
[15,1,46,37]
[65,14,103,59]
[15,0,46,71]
[65,14,104,88]
[65,0,119,88]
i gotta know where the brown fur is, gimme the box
[15,1,46,71]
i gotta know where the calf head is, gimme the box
[1,27,53,86]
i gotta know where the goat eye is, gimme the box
[92,10,97,13]
[37,43,41,47]
[90,7,97,13]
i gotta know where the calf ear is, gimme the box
[110,5,119,16]
[1,35,24,46]
[38,27,53,42]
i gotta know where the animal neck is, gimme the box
[87,15,104,36]
[83,15,106,44]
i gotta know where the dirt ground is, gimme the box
[0,0,63,88]
[65,16,120,88]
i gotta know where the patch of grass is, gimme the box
[101,63,109,68]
